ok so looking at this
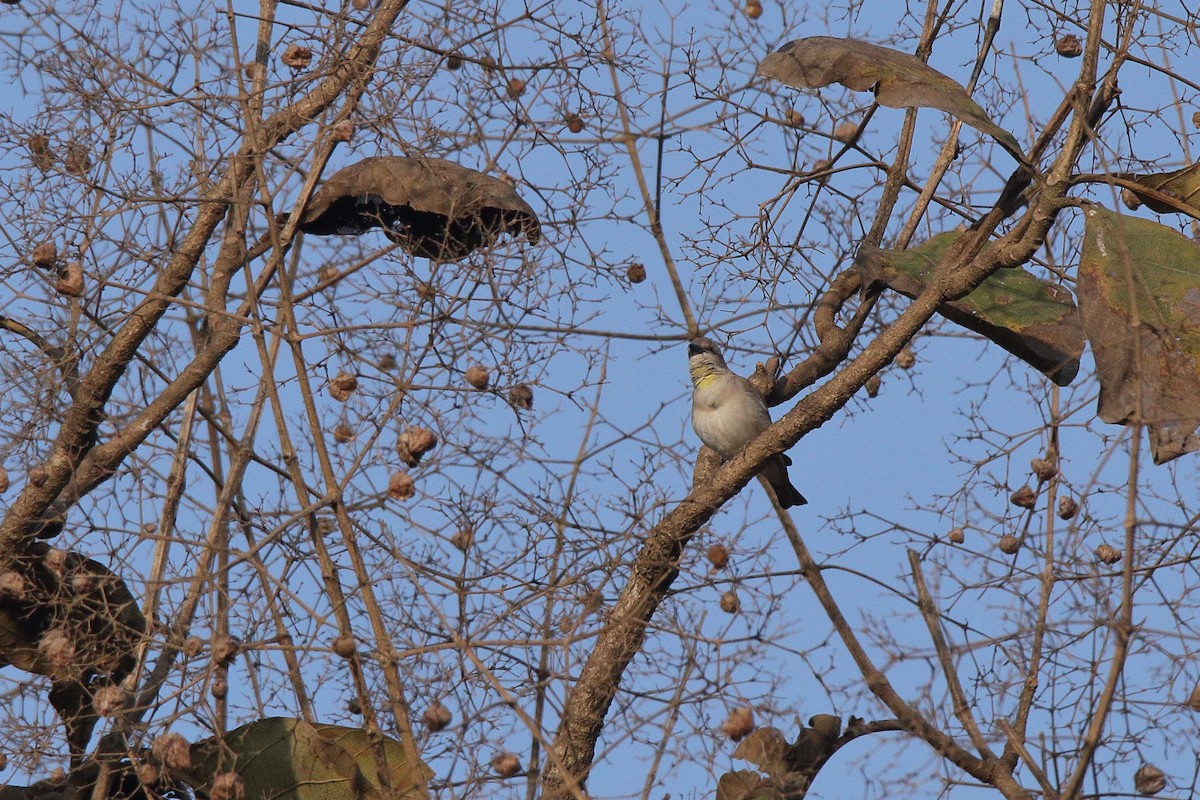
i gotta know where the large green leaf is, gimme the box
[757,37,1023,160]
[1079,206,1200,464]
[190,717,432,800]
[854,234,1084,385]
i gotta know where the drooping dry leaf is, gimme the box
[732,727,791,775]
[855,233,1084,385]
[715,770,783,800]
[1079,205,1200,464]
[190,717,433,800]
[301,156,541,260]
[1116,162,1200,217]
[757,37,1022,160]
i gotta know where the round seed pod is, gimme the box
[509,384,534,410]
[706,543,730,569]
[864,374,881,398]
[1010,485,1037,509]
[895,348,916,370]
[998,534,1021,555]
[1058,496,1079,520]
[210,677,229,699]
[327,371,358,401]
[211,772,245,800]
[948,527,965,545]
[211,634,240,666]
[626,262,647,283]
[1096,543,1121,565]
[1054,34,1083,58]
[1030,457,1058,482]
[465,364,490,390]
[388,471,416,501]
[505,78,526,99]
[721,706,755,741]
[833,120,857,142]
[332,634,356,658]
[743,0,763,19]
[281,43,312,70]
[422,700,452,731]
[396,426,438,467]
[564,113,585,133]
[152,732,192,771]
[445,54,463,70]
[491,752,522,778]
[330,121,354,143]
[719,589,740,614]
[1134,763,1166,796]
[32,241,57,268]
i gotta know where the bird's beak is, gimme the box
[687,341,704,357]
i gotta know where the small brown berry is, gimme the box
[895,348,916,370]
[1134,763,1166,796]
[509,383,534,410]
[211,677,229,699]
[491,752,522,778]
[32,241,57,268]
[505,77,526,99]
[332,634,356,658]
[153,734,193,772]
[330,121,354,143]
[1058,496,1079,520]
[422,700,452,731]
[280,43,312,70]
[1054,34,1083,58]
[626,262,647,283]
[743,0,763,19]
[719,589,740,614]
[328,371,358,401]
[56,263,84,297]
[479,55,498,73]
[388,471,416,501]
[706,543,730,569]
[784,109,804,128]
[1121,187,1142,211]
[347,697,363,714]
[998,534,1021,555]
[864,374,881,398]
[183,636,203,657]
[378,352,397,371]
[445,54,463,70]
[833,120,857,142]
[1192,111,1200,129]
[396,426,438,467]
[1010,485,1037,509]
[211,772,245,800]
[1095,543,1121,565]
[721,706,755,742]
[211,634,240,666]
[465,364,491,390]
[948,527,965,545]
[333,422,355,444]
[564,112,585,133]
[93,685,126,717]
[243,62,263,81]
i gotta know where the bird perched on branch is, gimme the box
[687,338,807,508]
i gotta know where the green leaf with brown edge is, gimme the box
[190,717,433,800]
[854,233,1084,386]
[1079,205,1200,464]
[757,37,1023,161]
[1116,162,1200,215]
